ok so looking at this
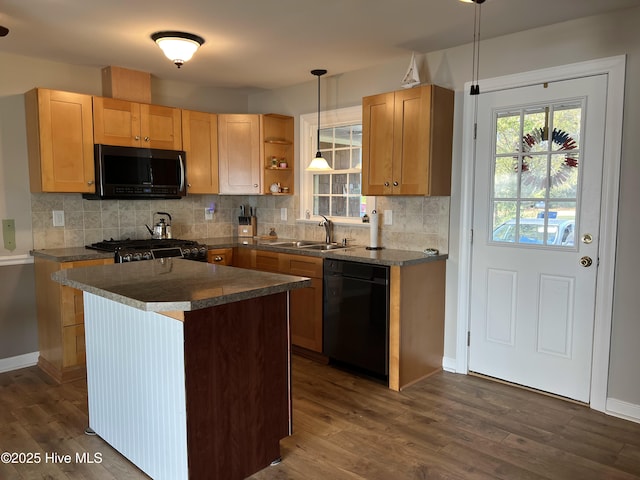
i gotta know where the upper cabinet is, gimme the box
[182,110,219,194]
[25,88,95,193]
[218,113,295,195]
[362,84,454,196]
[217,114,262,195]
[262,114,294,195]
[93,97,182,150]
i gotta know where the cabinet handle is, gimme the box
[393,181,399,187]
[144,136,150,142]
[254,184,259,188]
[135,135,140,141]
[384,182,390,187]
[187,183,192,187]
[87,180,94,186]
[213,256,223,262]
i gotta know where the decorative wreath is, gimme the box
[515,127,578,190]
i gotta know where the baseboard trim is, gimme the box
[606,397,640,424]
[442,356,457,373]
[0,351,39,374]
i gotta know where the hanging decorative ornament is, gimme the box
[514,127,579,190]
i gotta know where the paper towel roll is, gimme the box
[369,211,379,249]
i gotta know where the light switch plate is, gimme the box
[2,219,16,251]
[280,208,287,221]
[53,210,65,227]
[205,208,213,221]
[384,210,393,225]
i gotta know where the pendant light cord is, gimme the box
[470,0,483,95]
[317,73,321,152]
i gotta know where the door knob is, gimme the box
[582,233,593,244]
[580,256,593,267]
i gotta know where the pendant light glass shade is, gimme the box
[151,31,205,68]
[306,69,332,171]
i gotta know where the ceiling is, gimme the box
[1,0,639,91]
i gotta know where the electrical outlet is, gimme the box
[2,219,16,251]
[384,210,393,225]
[205,208,214,221]
[280,208,288,221]
[53,210,65,227]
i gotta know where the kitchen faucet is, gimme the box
[318,215,333,244]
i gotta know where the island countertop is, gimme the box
[52,258,311,312]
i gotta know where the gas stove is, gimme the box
[86,238,208,263]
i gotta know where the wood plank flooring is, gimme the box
[0,356,638,479]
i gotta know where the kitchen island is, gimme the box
[52,258,310,480]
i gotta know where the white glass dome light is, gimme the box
[151,31,205,68]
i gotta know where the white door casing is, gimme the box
[468,76,606,402]
[456,56,625,412]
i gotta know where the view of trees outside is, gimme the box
[491,102,582,245]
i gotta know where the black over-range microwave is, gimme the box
[83,144,187,200]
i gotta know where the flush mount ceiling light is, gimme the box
[306,69,333,171]
[151,31,204,68]
[460,0,485,95]
[0,25,9,37]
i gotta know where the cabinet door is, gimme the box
[392,86,431,195]
[182,110,219,194]
[93,96,141,147]
[25,89,95,193]
[218,114,262,194]
[290,278,323,352]
[140,104,182,150]
[362,91,395,196]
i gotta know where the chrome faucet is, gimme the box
[319,215,333,244]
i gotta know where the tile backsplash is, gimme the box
[31,193,450,254]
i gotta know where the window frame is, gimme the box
[298,105,374,224]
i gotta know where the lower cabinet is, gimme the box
[34,256,114,383]
[206,248,233,265]
[233,248,324,353]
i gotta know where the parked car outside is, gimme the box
[492,217,575,246]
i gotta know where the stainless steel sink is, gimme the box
[262,240,347,250]
[297,243,346,250]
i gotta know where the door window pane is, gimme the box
[491,100,582,248]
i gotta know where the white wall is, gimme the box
[248,6,640,407]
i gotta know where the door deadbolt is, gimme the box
[582,233,593,244]
[580,256,593,267]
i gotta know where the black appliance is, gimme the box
[323,259,390,382]
[86,239,207,263]
[83,144,186,200]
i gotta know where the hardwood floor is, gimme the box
[1,357,639,479]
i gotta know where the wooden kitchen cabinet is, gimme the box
[362,84,454,196]
[218,114,262,194]
[34,256,114,383]
[25,88,95,193]
[262,114,294,195]
[182,110,219,194]
[232,248,324,353]
[207,248,233,265]
[93,96,182,150]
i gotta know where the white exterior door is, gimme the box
[468,75,607,402]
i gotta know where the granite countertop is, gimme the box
[200,237,448,266]
[32,237,447,266]
[52,258,310,312]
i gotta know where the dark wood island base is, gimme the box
[183,292,291,479]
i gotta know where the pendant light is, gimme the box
[461,0,485,95]
[151,31,205,68]
[306,69,333,171]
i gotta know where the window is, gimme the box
[299,106,374,222]
[490,101,582,248]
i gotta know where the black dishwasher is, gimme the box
[323,259,390,382]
